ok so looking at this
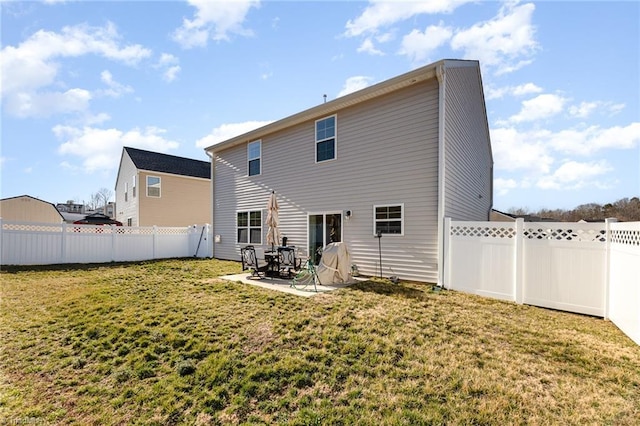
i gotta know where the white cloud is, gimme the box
[398,23,452,63]
[155,53,181,82]
[375,32,395,43]
[159,53,179,66]
[172,0,260,48]
[512,83,543,97]
[337,76,375,97]
[490,127,555,174]
[344,0,471,37]
[547,123,640,156]
[490,123,640,189]
[536,160,613,190]
[485,82,543,100]
[450,2,538,75]
[568,101,598,119]
[84,112,111,126]
[345,2,538,74]
[494,177,518,196]
[0,22,151,118]
[98,70,133,98]
[54,125,179,172]
[509,93,567,123]
[357,38,384,56]
[195,120,274,148]
[491,122,640,170]
[163,66,181,83]
[5,88,92,118]
[567,100,627,119]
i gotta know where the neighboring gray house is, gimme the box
[205,59,493,284]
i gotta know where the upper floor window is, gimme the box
[248,140,261,176]
[237,210,262,244]
[132,175,136,197]
[124,182,128,202]
[147,176,161,197]
[374,204,404,235]
[316,115,336,162]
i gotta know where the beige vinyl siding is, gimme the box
[443,63,493,220]
[213,79,440,282]
[115,153,139,226]
[0,196,63,223]
[138,172,210,227]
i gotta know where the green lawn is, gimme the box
[1,258,638,425]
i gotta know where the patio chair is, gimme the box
[277,246,298,278]
[240,245,268,278]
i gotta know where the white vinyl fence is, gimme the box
[444,218,640,345]
[0,220,212,266]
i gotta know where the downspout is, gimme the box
[436,63,446,288]
[206,150,215,259]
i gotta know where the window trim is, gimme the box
[236,209,263,245]
[373,203,404,236]
[247,140,261,176]
[146,175,161,198]
[315,114,337,163]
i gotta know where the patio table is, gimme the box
[264,251,279,278]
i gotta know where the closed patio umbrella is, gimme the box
[266,191,281,251]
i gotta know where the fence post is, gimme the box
[61,222,67,264]
[442,217,451,289]
[111,224,116,262]
[0,218,3,265]
[604,218,618,320]
[514,218,524,304]
[206,223,212,258]
[191,225,197,257]
[153,226,158,260]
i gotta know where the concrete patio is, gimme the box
[219,273,362,297]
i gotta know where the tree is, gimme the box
[88,188,113,214]
[507,197,640,222]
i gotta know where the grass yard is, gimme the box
[1,258,639,425]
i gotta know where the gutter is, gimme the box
[436,63,446,288]
[205,150,215,259]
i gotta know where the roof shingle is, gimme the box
[125,147,210,179]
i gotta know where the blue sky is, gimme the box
[1,0,639,212]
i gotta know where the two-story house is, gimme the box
[205,59,493,284]
[115,147,211,227]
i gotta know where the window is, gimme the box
[147,176,161,197]
[127,218,132,227]
[237,210,262,244]
[124,182,128,202]
[248,140,261,176]
[374,204,403,235]
[315,115,336,162]
[132,175,136,197]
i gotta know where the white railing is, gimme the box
[444,218,640,345]
[0,220,212,265]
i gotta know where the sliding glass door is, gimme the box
[308,213,342,264]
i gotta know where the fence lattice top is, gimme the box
[450,221,640,246]
[450,225,516,239]
[611,229,640,246]
[523,227,607,243]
